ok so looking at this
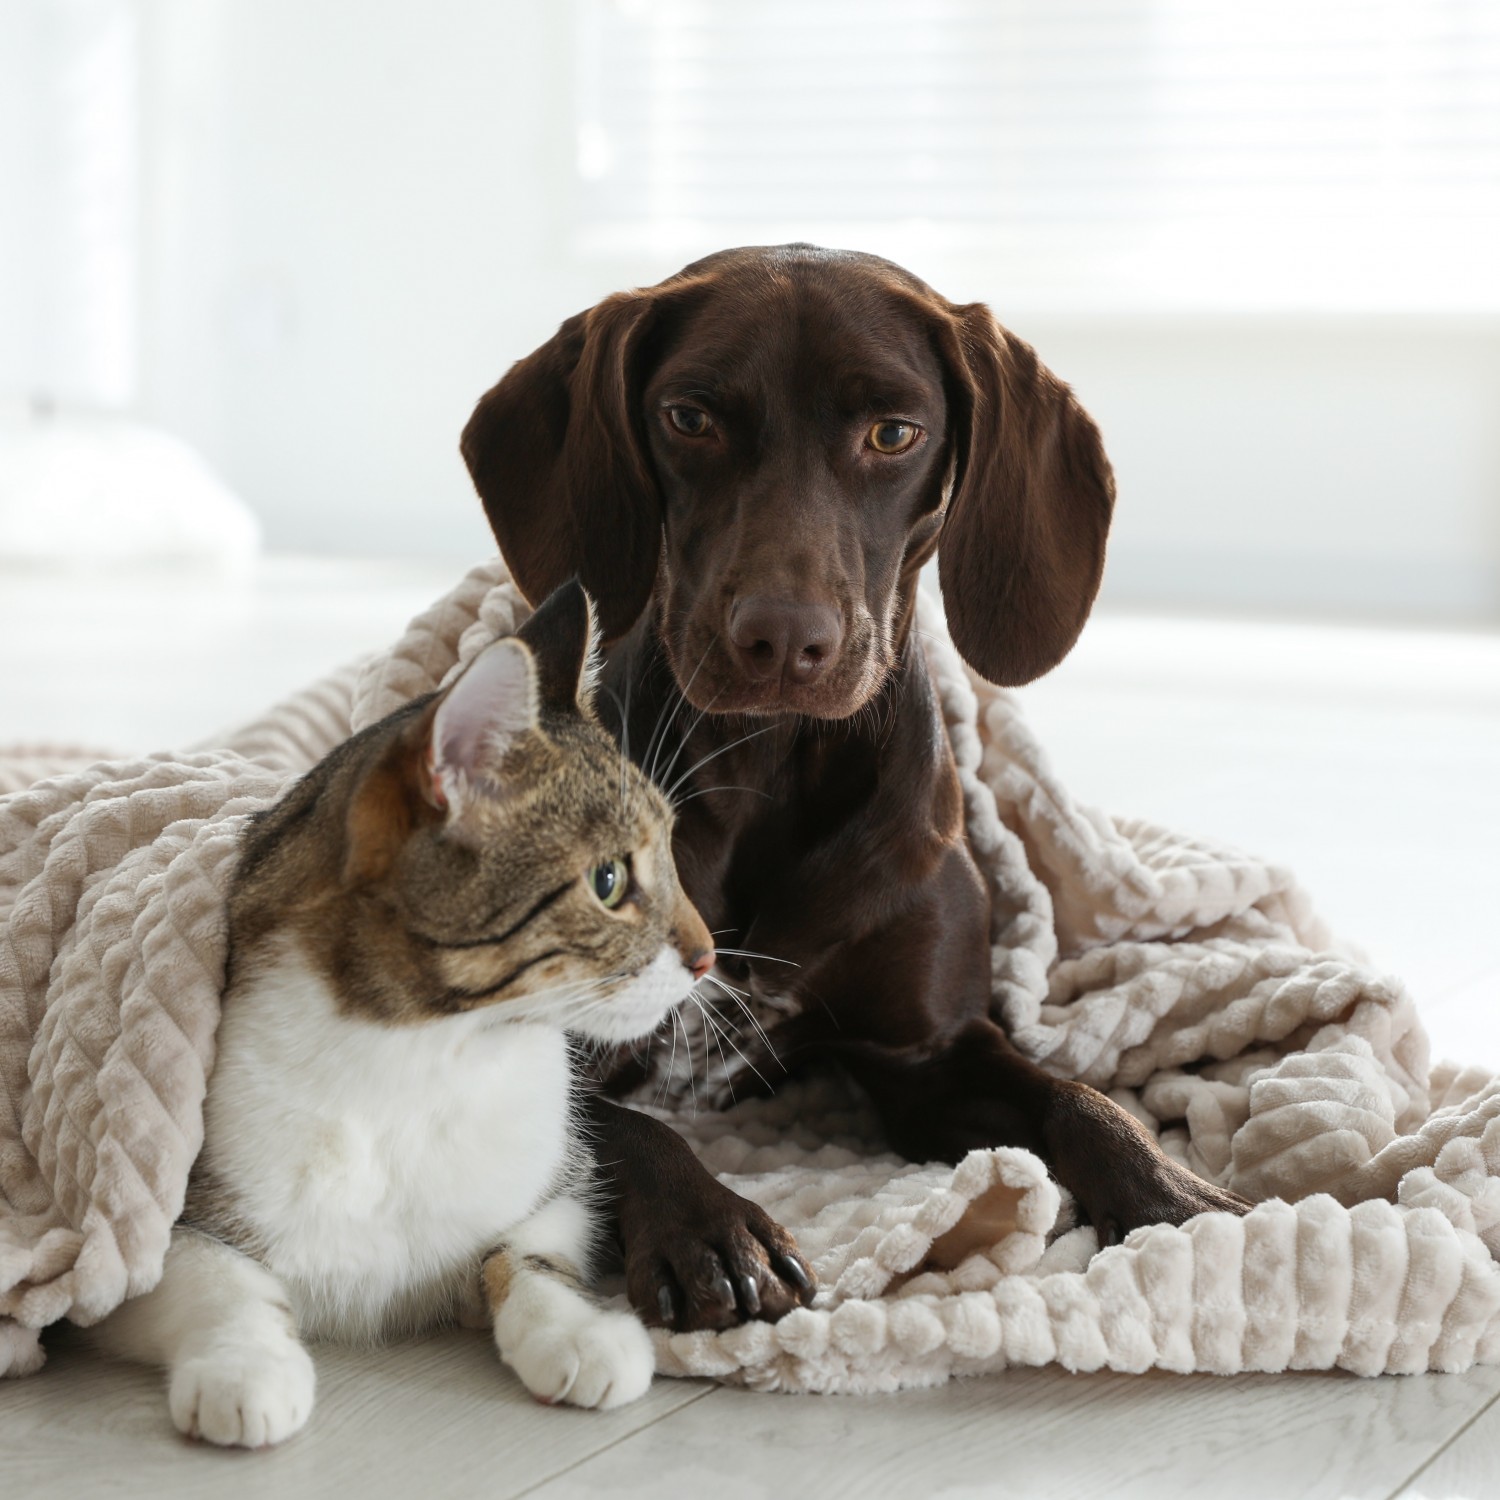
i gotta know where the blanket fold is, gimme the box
[3,560,1497,1391]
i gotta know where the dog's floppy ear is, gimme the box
[461,291,667,642]
[933,302,1115,687]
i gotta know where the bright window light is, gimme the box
[0,0,138,408]
[574,0,1500,312]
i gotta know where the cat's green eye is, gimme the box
[588,858,630,909]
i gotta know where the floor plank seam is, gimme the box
[510,1384,720,1500]
[1381,1383,1500,1500]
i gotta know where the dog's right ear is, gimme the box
[930,302,1116,687]
[461,291,666,642]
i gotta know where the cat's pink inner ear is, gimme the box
[428,639,539,805]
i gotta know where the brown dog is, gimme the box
[462,243,1249,1333]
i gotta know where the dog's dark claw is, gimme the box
[613,1132,816,1330]
[657,1285,677,1325]
[773,1251,812,1295]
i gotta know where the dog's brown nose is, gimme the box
[728,597,843,685]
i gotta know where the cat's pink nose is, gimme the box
[689,949,715,982]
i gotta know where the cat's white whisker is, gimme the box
[645,638,713,785]
[619,671,634,810]
[662,723,779,807]
[639,686,675,788]
[654,674,725,795]
[690,992,738,1106]
[695,987,774,1091]
[672,1003,699,1114]
[655,1004,682,1110]
[649,632,729,798]
[599,683,633,813]
[700,974,781,1065]
[549,992,614,1028]
[671,783,773,808]
[503,976,612,1025]
[705,971,778,1055]
[710,947,799,967]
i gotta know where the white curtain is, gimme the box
[575,0,1500,311]
[0,0,139,408]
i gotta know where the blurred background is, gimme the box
[2,0,1498,1026]
[4,0,1498,615]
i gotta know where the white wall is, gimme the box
[1026,316,1500,620]
[131,0,1500,621]
[136,0,582,564]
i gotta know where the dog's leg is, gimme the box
[582,1095,817,1332]
[848,1016,1250,1243]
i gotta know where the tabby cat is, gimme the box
[91,580,714,1446]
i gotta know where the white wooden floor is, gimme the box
[4,557,1500,1500]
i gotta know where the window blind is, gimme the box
[574,0,1500,310]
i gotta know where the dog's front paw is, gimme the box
[622,1178,816,1333]
[501,1306,654,1410]
[168,1337,316,1448]
[1081,1157,1252,1247]
[1068,1134,1254,1242]
[1045,1080,1253,1246]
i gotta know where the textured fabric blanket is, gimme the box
[4,562,1499,1391]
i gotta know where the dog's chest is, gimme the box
[200,940,574,1339]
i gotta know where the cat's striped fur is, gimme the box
[91,581,713,1445]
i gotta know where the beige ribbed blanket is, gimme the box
[3,562,1499,1391]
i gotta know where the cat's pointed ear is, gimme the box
[344,640,538,884]
[515,577,602,715]
[423,637,539,813]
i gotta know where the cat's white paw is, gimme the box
[501,1306,654,1410]
[168,1337,316,1448]
[0,1321,46,1377]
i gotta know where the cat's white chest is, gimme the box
[201,939,574,1341]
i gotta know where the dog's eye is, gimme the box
[868,420,919,454]
[667,406,713,438]
[587,857,631,910]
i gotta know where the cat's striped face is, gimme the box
[234,581,714,1043]
[397,709,712,1044]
